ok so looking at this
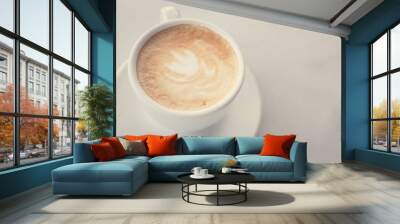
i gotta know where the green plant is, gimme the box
[79,84,113,140]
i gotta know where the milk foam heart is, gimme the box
[136,24,239,111]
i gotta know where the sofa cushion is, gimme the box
[147,134,178,157]
[260,134,296,159]
[149,154,235,172]
[53,158,147,183]
[178,137,235,155]
[91,142,118,161]
[236,137,263,155]
[236,155,293,172]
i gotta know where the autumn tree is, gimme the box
[373,99,400,143]
[0,84,60,154]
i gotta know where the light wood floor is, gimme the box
[1,162,400,224]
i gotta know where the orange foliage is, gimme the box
[0,85,59,149]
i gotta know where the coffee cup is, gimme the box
[191,167,202,176]
[200,169,209,176]
[221,167,232,174]
[128,7,244,131]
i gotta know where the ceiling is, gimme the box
[167,0,384,37]
[224,0,383,25]
[225,0,353,24]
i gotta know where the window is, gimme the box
[371,23,400,153]
[28,67,34,80]
[0,0,91,170]
[28,81,34,94]
[0,71,6,84]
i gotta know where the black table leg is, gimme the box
[216,184,219,206]
[245,183,247,201]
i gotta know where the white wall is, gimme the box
[116,0,342,163]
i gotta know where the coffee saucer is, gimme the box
[190,174,215,179]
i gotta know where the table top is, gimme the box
[177,172,255,185]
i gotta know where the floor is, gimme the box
[0,163,400,224]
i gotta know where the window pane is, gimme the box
[391,120,400,153]
[53,0,72,60]
[372,121,388,151]
[392,24,400,70]
[74,18,89,69]
[0,34,14,112]
[391,72,400,117]
[74,69,89,118]
[0,116,13,170]
[0,0,13,31]
[75,120,88,143]
[53,59,72,117]
[372,33,387,76]
[372,77,387,119]
[20,44,49,115]
[20,117,49,165]
[53,119,72,157]
[20,0,49,49]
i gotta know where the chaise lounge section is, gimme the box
[52,136,307,196]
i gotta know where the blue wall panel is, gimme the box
[0,158,72,199]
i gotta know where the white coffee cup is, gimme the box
[221,167,232,174]
[191,167,202,176]
[128,7,244,131]
[200,169,209,176]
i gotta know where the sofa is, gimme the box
[52,136,307,196]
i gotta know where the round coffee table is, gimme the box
[177,173,255,206]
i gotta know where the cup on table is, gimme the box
[191,167,202,176]
[200,169,209,176]
[221,167,232,174]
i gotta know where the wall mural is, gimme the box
[117,0,341,163]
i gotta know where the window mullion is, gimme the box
[13,0,20,167]
[48,0,54,160]
[388,30,391,153]
[71,10,76,155]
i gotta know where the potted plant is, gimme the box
[79,84,113,140]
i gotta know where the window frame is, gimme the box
[0,0,91,171]
[370,21,400,154]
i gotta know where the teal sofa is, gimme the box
[52,136,307,196]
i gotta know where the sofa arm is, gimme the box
[289,141,307,181]
[73,140,99,163]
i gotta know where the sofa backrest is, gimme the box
[177,136,236,155]
[235,136,264,155]
[74,139,100,163]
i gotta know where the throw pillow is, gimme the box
[118,137,147,156]
[101,137,127,158]
[124,135,149,141]
[91,142,117,161]
[260,134,296,159]
[146,134,178,157]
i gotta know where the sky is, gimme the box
[0,0,89,75]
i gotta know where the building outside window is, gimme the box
[28,81,34,94]
[0,54,8,90]
[0,0,91,170]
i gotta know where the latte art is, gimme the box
[137,24,239,111]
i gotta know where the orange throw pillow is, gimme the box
[146,134,178,157]
[91,142,117,161]
[124,135,149,141]
[101,137,127,158]
[260,134,296,159]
